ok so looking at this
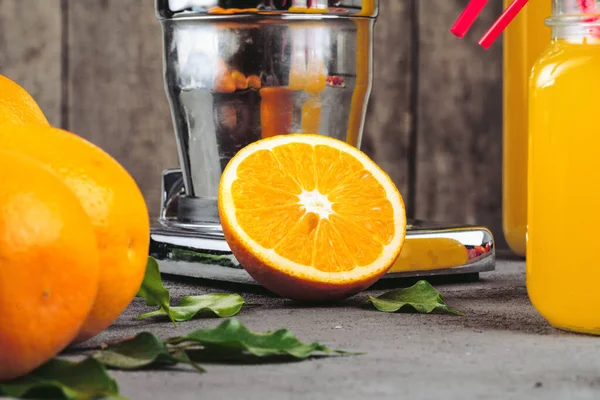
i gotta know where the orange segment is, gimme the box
[271,142,317,192]
[231,180,300,209]
[314,144,364,192]
[236,205,305,249]
[332,196,395,244]
[219,134,407,302]
[274,212,320,266]
[328,214,384,266]
[236,149,301,193]
[328,169,387,200]
[313,218,355,273]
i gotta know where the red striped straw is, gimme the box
[453,0,600,49]
[578,0,597,13]
[450,0,489,38]
[576,0,600,37]
[479,0,529,49]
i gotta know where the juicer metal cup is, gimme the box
[157,0,377,230]
[151,0,495,284]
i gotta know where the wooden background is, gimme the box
[0,0,506,248]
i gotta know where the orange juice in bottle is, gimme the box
[503,0,552,257]
[527,0,600,334]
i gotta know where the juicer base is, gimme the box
[150,219,495,285]
[151,168,495,285]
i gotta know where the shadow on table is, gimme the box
[439,286,560,336]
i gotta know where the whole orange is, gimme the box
[0,149,99,381]
[0,125,150,342]
[0,75,49,125]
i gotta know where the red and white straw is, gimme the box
[452,0,600,49]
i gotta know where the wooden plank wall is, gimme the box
[0,0,506,248]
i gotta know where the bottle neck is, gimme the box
[547,0,600,40]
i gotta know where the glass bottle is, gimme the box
[527,0,600,334]
[503,0,552,257]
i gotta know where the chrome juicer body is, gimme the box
[151,0,495,285]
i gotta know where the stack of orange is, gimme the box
[0,75,150,381]
[212,58,261,93]
[0,73,409,381]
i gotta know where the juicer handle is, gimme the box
[159,168,185,220]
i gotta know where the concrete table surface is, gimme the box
[79,256,600,400]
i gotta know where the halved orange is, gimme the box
[218,134,407,301]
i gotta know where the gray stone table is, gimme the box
[77,255,600,400]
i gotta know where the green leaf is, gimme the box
[166,318,357,359]
[0,357,125,400]
[94,332,204,374]
[137,293,245,322]
[136,256,176,326]
[367,280,466,316]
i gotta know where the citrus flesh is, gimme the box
[0,75,49,126]
[0,125,150,342]
[219,134,407,301]
[0,150,99,381]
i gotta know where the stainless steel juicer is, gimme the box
[150,0,495,285]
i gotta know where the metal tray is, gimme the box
[150,219,495,284]
[150,168,495,284]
